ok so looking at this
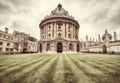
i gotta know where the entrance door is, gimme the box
[77,43,80,52]
[39,44,42,52]
[57,42,63,53]
[103,45,107,53]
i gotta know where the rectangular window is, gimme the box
[7,43,10,46]
[0,42,3,45]
[10,48,13,51]
[6,48,9,51]
[0,48,2,51]
[14,43,19,49]
[8,36,10,39]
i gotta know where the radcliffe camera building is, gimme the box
[39,4,81,53]
[0,4,120,54]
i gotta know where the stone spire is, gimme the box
[90,37,92,45]
[98,34,101,42]
[105,29,108,33]
[86,35,88,42]
[114,31,117,41]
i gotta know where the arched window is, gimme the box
[68,34,71,38]
[69,43,73,51]
[49,26,51,31]
[68,26,71,32]
[58,25,62,31]
[58,26,61,30]
[46,43,50,51]
[48,34,51,37]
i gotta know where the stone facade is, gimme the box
[0,28,14,54]
[0,28,38,54]
[82,29,120,54]
[39,4,81,53]
[13,30,38,53]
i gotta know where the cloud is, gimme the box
[0,0,120,41]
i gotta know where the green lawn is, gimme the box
[0,53,120,83]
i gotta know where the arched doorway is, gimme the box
[77,43,79,52]
[46,43,50,51]
[57,42,63,53]
[39,44,42,52]
[23,48,27,53]
[69,43,73,51]
[103,45,107,53]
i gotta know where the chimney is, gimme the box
[5,27,8,33]
[86,35,88,42]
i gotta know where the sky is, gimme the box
[0,0,120,41]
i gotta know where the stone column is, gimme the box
[77,28,79,40]
[65,22,66,38]
[66,22,68,39]
[56,22,57,38]
[44,24,45,39]
[73,25,74,39]
[46,24,48,39]
[53,22,54,38]
[72,24,74,39]
[40,26,41,39]
[62,22,65,39]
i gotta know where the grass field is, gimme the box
[0,53,120,83]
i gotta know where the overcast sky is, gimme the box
[0,0,120,41]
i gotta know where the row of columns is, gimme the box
[40,22,79,40]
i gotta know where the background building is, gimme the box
[13,30,38,53]
[0,28,14,54]
[0,28,38,54]
[82,29,120,54]
[39,4,81,53]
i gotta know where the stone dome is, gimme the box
[102,29,112,41]
[50,4,69,16]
